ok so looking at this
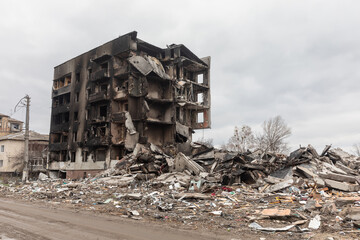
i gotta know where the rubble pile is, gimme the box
[107,143,360,193]
[1,144,360,238]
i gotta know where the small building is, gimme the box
[0,131,49,176]
[49,31,211,179]
[0,113,23,137]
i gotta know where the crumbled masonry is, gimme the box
[1,143,360,238]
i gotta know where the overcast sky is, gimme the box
[0,0,359,153]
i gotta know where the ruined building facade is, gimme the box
[49,32,210,179]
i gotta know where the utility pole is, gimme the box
[22,95,30,182]
[14,95,30,182]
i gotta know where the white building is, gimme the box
[0,131,48,175]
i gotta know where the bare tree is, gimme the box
[258,115,291,153]
[224,125,255,152]
[353,144,360,157]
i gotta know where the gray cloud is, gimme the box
[1,0,359,153]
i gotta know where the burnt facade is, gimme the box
[48,31,210,178]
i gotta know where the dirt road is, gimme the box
[0,198,235,240]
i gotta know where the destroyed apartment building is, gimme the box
[49,31,211,179]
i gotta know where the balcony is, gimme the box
[52,84,71,97]
[112,112,126,123]
[88,91,109,103]
[51,122,70,132]
[49,142,68,151]
[114,90,127,101]
[90,69,110,82]
[89,116,108,124]
[52,104,70,114]
[30,157,46,172]
[113,66,130,78]
[86,136,109,147]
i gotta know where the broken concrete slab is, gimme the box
[125,132,139,151]
[322,162,348,175]
[335,197,360,207]
[38,173,48,181]
[154,172,191,187]
[128,55,170,79]
[319,172,357,183]
[270,167,293,180]
[124,111,137,135]
[173,152,206,175]
[335,162,358,175]
[324,179,360,192]
[296,165,318,178]
[175,192,211,200]
[175,122,191,139]
[265,178,293,193]
[296,165,325,187]
[346,213,360,221]
[308,215,321,230]
[96,175,136,187]
[264,175,283,184]
[192,150,215,161]
[307,144,320,159]
[249,220,306,232]
[122,193,142,200]
[261,208,291,217]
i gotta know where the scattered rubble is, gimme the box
[1,143,360,238]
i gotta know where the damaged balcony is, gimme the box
[180,57,208,72]
[90,69,110,82]
[53,75,72,97]
[113,58,130,78]
[30,157,46,172]
[146,79,173,103]
[146,103,173,125]
[51,122,70,132]
[91,54,111,64]
[112,112,126,123]
[49,132,68,151]
[86,137,109,147]
[89,116,109,124]
[51,104,70,115]
[113,89,127,101]
[176,93,210,110]
[52,84,71,97]
[88,91,109,103]
[49,142,68,151]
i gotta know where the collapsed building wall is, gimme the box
[49,31,211,179]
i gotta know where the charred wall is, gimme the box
[49,31,211,178]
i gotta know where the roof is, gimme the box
[7,118,23,123]
[54,31,138,68]
[0,131,49,141]
[168,44,208,66]
[0,113,23,123]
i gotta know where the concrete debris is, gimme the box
[261,208,291,217]
[319,172,357,183]
[1,144,360,238]
[38,173,49,181]
[308,215,321,230]
[173,152,206,175]
[248,221,301,232]
[324,179,360,192]
[265,179,294,193]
